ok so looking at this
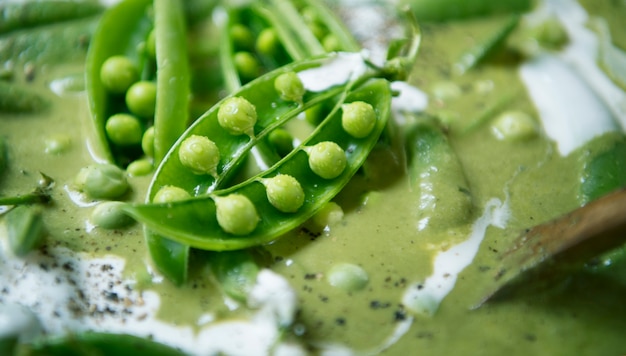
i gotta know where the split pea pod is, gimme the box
[221,0,359,91]
[85,0,190,166]
[0,1,103,35]
[405,116,474,230]
[124,58,391,251]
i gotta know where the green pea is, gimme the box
[256,28,280,57]
[274,72,305,103]
[44,135,72,155]
[261,174,305,213]
[105,113,143,146]
[490,110,538,141]
[268,128,293,157]
[327,263,369,292]
[125,81,157,118]
[430,81,462,101]
[305,141,347,179]
[217,96,257,137]
[100,55,139,94]
[127,158,153,176]
[153,185,191,203]
[214,194,259,235]
[230,24,255,51]
[341,101,376,138]
[233,51,260,81]
[178,135,220,177]
[531,17,568,50]
[308,22,327,41]
[146,29,157,59]
[311,201,344,229]
[75,163,129,199]
[141,126,155,158]
[322,34,341,52]
[91,201,134,229]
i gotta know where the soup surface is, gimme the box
[1,0,625,354]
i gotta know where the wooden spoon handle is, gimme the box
[476,188,626,306]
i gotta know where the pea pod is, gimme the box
[0,137,6,178]
[403,0,531,22]
[21,332,187,356]
[0,17,98,66]
[405,116,474,230]
[85,0,153,164]
[153,0,191,163]
[210,249,260,302]
[124,64,391,250]
[0,81,49,113]
[453,15,519,75]
[221,0,359,91]
[0,1,103,35]
[5,205,47,257]
[579,132,626,204]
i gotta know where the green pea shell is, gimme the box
[124,74,391,251]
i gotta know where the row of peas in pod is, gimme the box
[221,0,359,91]
[85,0,190,174]
[124,56,393,251]
[127,0,419,285]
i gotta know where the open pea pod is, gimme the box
[147,56,364,198]
[85,0,153,163]
[220,0,357,91]
[125,72,390,251]
[85,0,190,165]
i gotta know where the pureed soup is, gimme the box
[1,0,625,354]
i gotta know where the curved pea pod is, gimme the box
[22,332,187,356]
[0,1,103,35]
[124,73,390,251]
[579,132,626,204]
[405,116,474,230]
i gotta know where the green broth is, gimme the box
[1,0,626,354]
